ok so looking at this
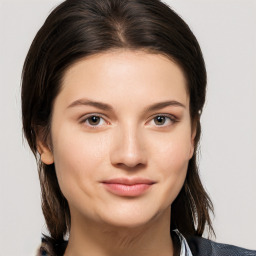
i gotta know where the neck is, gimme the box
[64,208,174,256]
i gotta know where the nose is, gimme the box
[110,125,147,169]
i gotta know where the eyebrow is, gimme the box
[67,98,185,112]
[144,100,185,113]
[67,99,114,111]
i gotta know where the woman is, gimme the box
[21,0,256,255]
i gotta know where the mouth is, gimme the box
[101,178,156,197]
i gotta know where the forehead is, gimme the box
[58,50,189,108]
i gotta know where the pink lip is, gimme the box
[101,178,155,197]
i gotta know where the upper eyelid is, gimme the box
[151,113,176,118]
[147,113,178,121]
[80,113,108,120]
[80,112,177,120]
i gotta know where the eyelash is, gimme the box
[80,113,178,129]
[149,114,178,127]
[80,114,108,129]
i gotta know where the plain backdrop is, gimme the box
[0,0,255,255]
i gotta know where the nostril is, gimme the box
[114,162,146,172]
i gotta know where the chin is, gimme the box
[100,216,156,230]
[95,202,168,230]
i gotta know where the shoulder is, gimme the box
[187,236,256,256]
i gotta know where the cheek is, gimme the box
[150,130,192,202]
[152,128,193,170]
[156,139,190,185]
[51,127,110,198]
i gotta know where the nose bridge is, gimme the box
[110,122,146,168]
[123,125,141,155]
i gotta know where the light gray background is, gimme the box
[0,0,255,255]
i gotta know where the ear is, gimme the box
[37,139,54,165]
[189,126,197,159]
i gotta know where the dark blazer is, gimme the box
[187,236,256,256]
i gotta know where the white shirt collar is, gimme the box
[173,229,193,256]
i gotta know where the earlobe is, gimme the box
[189,128,197,159]
[189,143,195,159]
[37,139,54,165]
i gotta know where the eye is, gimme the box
[148,114,176,127]
[81,115,107,128]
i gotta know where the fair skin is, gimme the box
[38,50,196,256]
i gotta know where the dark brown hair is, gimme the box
[22,0,214,244]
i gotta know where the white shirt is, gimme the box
[174,229,193,256]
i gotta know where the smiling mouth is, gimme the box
[101,178,156,197]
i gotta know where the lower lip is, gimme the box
[102,183,152,197]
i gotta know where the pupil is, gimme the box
[155,116,165,125]
[89,116,100,125]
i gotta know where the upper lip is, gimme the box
[101,177,156,185]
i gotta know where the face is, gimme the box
[39,50,195,228]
